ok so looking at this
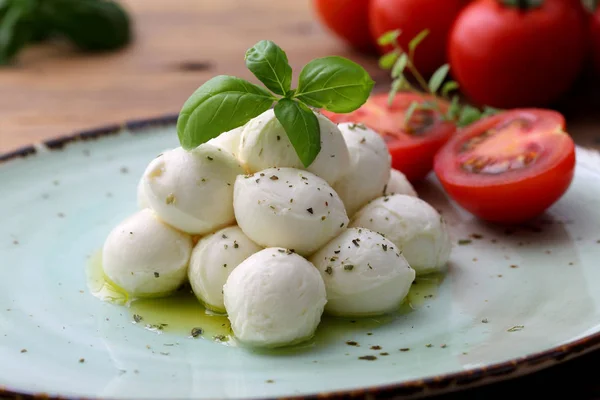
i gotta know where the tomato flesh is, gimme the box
[434,109,576,224]
[322,93,457,182]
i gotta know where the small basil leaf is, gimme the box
[177,75,275,150]
[481,106,502,117]
[446,95,461,121]
[377,30,400,46]
[295,56,374,113]
[378,50,398,70]
[441,81,459,98]
[245,40,292,96]
[403,101,419,127]
[428,63,450,94]
[388,77,403,106]
[458,105,482,127]
[274,98,320,167]
[392,53,408,78]
[408,29,429,52]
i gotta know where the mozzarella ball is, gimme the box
[234,167,349,256]
[238,109,350,185]
[188,226,262,313]
[137,176,148,209]
[310,228,415,316]
[350,195,451,275]
[102,209,192,297]
[223,248,326,348]
[333,123,391,216]
[142,145,244,235]
[207,126,243,159]
[385,169,418,197]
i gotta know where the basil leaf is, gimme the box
[177,75,275,150]
[403,101,419,127]
[458,105,482,127]
[41,0,131,51]
[388,77,403,106]
[295,56,374,113]
[245,40,292,96]
[377,30,400,46]
[428,63,450,94]
[441,80,459,98]
[0,0,36,65]
[446,95,461,121]
[409,29,429,52]
[378,50,398,70]
[392,53,408,78]
[274,98,320,167]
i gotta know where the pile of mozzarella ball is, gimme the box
[102,109,452,348]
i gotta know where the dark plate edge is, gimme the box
[0,116,599,400]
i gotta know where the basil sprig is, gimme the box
[177,40,374,167]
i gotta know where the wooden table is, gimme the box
[1,0,599,398]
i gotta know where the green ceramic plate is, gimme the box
[2,117,600,400]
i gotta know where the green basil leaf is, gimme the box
[295,56,374,113]
[428,63,450,94]
[445,95,461,121]
[378,50,398,70]
[274,98,320,167]
[392,53,408,78]
[481,106,502,117]
[458,105,482,127]
[408,29,429,52]
[403,101,419,127]
[245,40,292,96]
[377,30,400,46]
[0,0,36,65]
[41,0,131,51]
[177,75,275,150]
[388,77,403,106]
[441,81,459,98]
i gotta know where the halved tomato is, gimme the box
[322,92,457,182]
[434,109,576,224]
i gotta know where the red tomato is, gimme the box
[313,0,375,53]
[591,7,600,73]
[448,0,588,109]
[322,92,456,182]
[369,0,468,77]
[434,109,575,224]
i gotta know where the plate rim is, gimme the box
[1,115,599,400]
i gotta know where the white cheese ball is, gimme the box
[188,226,262,313]
[350,195,451,275]
[234,167,349,256]
[142,144,244,235]
[223,248,326,348]
[136,176,148,209]
[102,209,192,297]
[310,228,415,316]
[207,126,243,159]
[238,109,350,185]
[385,169,418,197]
[333,123,391,217]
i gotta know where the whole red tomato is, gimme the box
[448,0,588,109]
[369,0,468,77]
[591,6,600,73]
[313,0,375,53]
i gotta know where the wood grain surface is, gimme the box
[1,0,600,399]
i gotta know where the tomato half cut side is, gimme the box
[322,93,457,182]
[433,109,576,224]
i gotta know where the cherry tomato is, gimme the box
[448,0,588,109]
[322,92,457,182]
[313,0,375,53]
[369,0,468,77]
[434,109,575,224]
